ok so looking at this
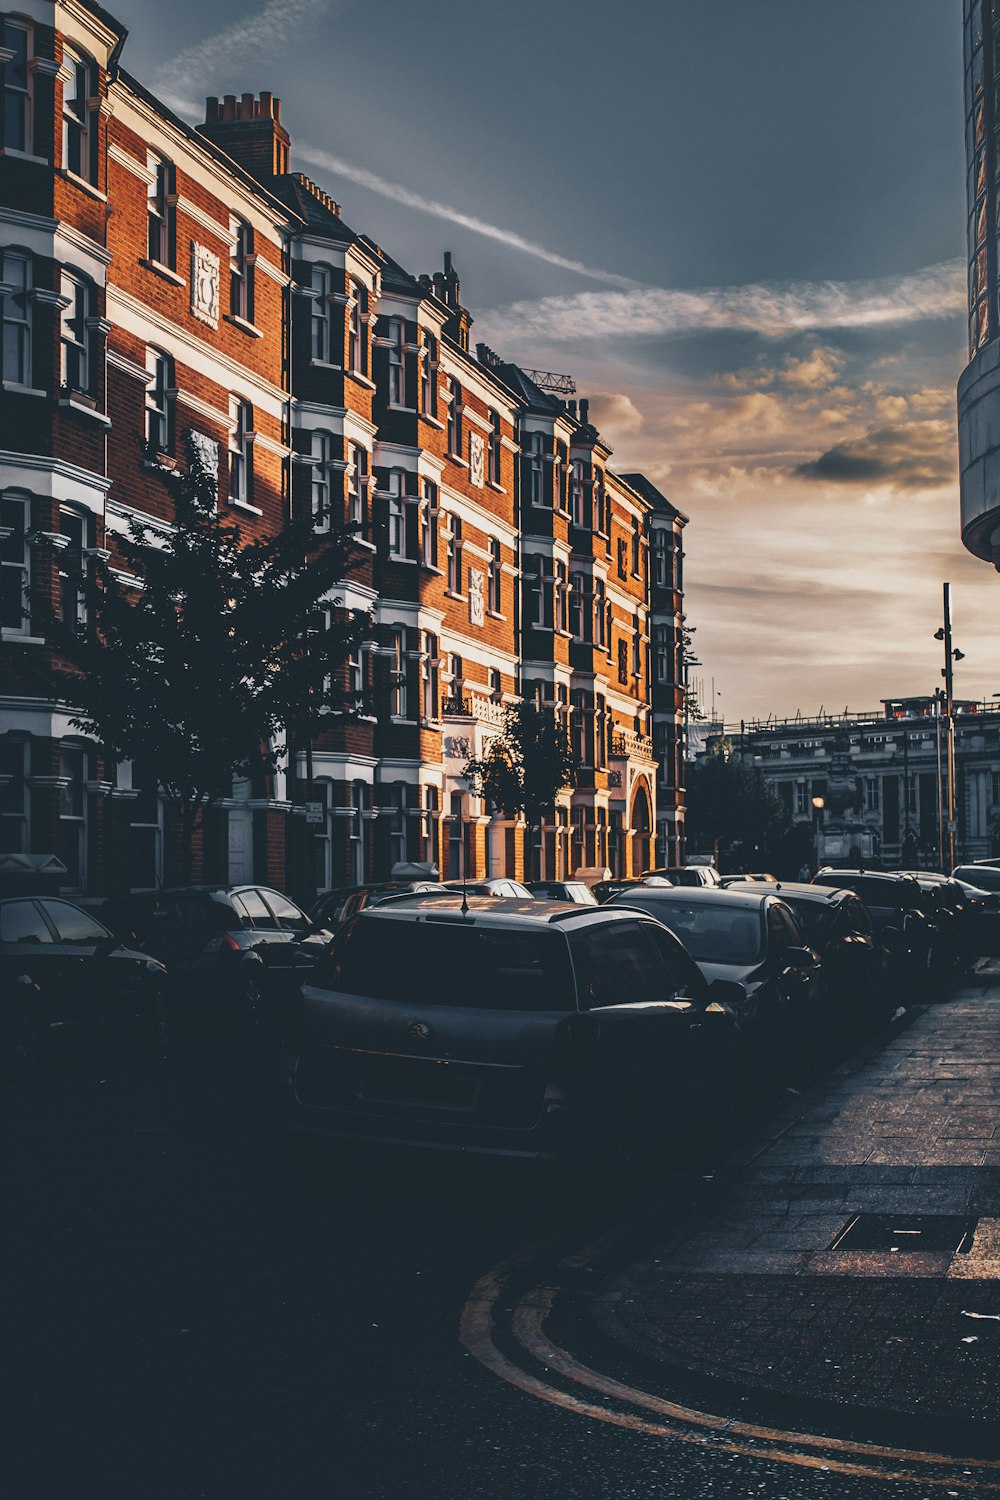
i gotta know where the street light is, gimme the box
[936,584,961,872]
[811,794,825,874]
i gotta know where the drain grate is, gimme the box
[829,1214,978,1254]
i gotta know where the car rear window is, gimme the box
[312,916,575,1011]
[954,866,1000,891]
[612,896,763,965]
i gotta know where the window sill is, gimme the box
[447,454,468,468]
[387,402,416,413]
[228,498,263,516]
[390,716,417,726]
[350,536,377,554]
[0,148,47,165]
[443,590,465,602]
[140,258,186,288]
[58,168,107,202]
[420,564,444,576]
[486,481,506,494]
[418,719,443,731]
[486,610,506,622]
[420,415,445,431]
[388,554,417,565]
[310,358,343,371]
[58,396,111,427]
[223,313,264,339]
[1,631,46,644]
[346,370,376,392]
[143,454,178,474]
[2,381,46,398]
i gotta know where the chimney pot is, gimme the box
[443,251,453,275]
[260,90,274,117]
[579,398,589,423]
[222,94,237,120]
[241,92,256,118]
[568,400,577,418]
[205,96,220,122]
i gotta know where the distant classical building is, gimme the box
[718,697,1000,869]
[959,0,1000,565]
[0,0,686,899]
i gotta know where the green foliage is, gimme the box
[685,740,791,870]
[463,701,578,877]
[42,438,369,874]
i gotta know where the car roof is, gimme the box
[815,870,916,884]
[725,880,843,903]
[609,885,771,907]
[355,896,648,929]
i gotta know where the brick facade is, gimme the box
[0,0,686,901]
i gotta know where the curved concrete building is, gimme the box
[959,0,1000,564]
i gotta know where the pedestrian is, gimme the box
[798,862,811,882]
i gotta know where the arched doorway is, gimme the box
[630,782,652,875]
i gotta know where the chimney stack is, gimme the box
[199,92,290,184]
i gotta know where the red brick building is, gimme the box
[0,0,686,901]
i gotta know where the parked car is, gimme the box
[723,880,890,1023]
[604,885,820,1036]
[0,895,167,1069]
[310,881,446,932]
[290,896,744,1160]
[900,872,989,972]
[526,881,599,905]
[719,872,778,887]
[103,885,332,1035]
[591,876,673,903]
[643,865,722,888]
[440,878,533,898]
[810,871,939,985]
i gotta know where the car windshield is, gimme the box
[621,899,762,965]
[955,866,1000,892]
[312,916,576,1011]
[779,898,830,939]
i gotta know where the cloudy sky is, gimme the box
[109,0,990,723]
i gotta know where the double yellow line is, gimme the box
[460,1254,1000,1490]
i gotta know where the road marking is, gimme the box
[459,1257,1000,1490]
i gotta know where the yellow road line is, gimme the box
[459,1260,1000,1491]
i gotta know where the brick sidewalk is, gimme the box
[598,971,1000,1427]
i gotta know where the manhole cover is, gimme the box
[830,1214,978,1253]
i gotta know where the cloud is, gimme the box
[293,145,639,288]
[154,0,333,112]
[585,393,645,434]
[780,347,844,390]
[151,5,637,289]
[795,419,956,490]
[481,261,965,344]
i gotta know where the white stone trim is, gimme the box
[107,281,287,419]
[0,451,110,512]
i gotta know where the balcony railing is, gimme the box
[441,692,507,728]
[611,728,655,762]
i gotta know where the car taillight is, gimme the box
[222,932,241,953]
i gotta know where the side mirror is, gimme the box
[706,978,747,1009]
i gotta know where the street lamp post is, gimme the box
[811,794,825,875]
[934,582,964,873]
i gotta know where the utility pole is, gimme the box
[934,583,964,872]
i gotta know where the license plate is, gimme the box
[359,1058,477,1110]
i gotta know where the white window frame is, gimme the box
[347,442,368,530]
[420,480,438,567]
[229,396,253,505]
[0,734,29,853]
[488,537,502,614]
[310,429,332,531]
[446,513,463,594]
[58,741,88,891]
[348,281,365,373]
[310,264,332,363]
[60,271,92,393]
[0,489,30,635]
[229,217,254,322]
[420,329,437,415]
[447,379,463,456]
[488,409,502,484]
[144,346,173,456]
[2,19,32,154]
[146,153,175,268]
[58,505,89,629]
[388,318,406,406]
[387,469,406,559]
[389,626,408,718]
[61,47,97,183]
[1,248,32,387]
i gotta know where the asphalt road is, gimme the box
[2,1022,987,1500]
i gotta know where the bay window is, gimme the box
[420,329,437,415]
[0,491,29,633]
[387,469,406,558]
[310,264,332,362]
[310,430,332,530]
[62,48,98,183]
[347,443,368,530]
[60,272,93,393]
[58,507,88,628]
[388,318,406,405]
[420,480,438,567]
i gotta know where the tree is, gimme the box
[42,437,369,882]
[685,738,792,873]
[463,701,578,880]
